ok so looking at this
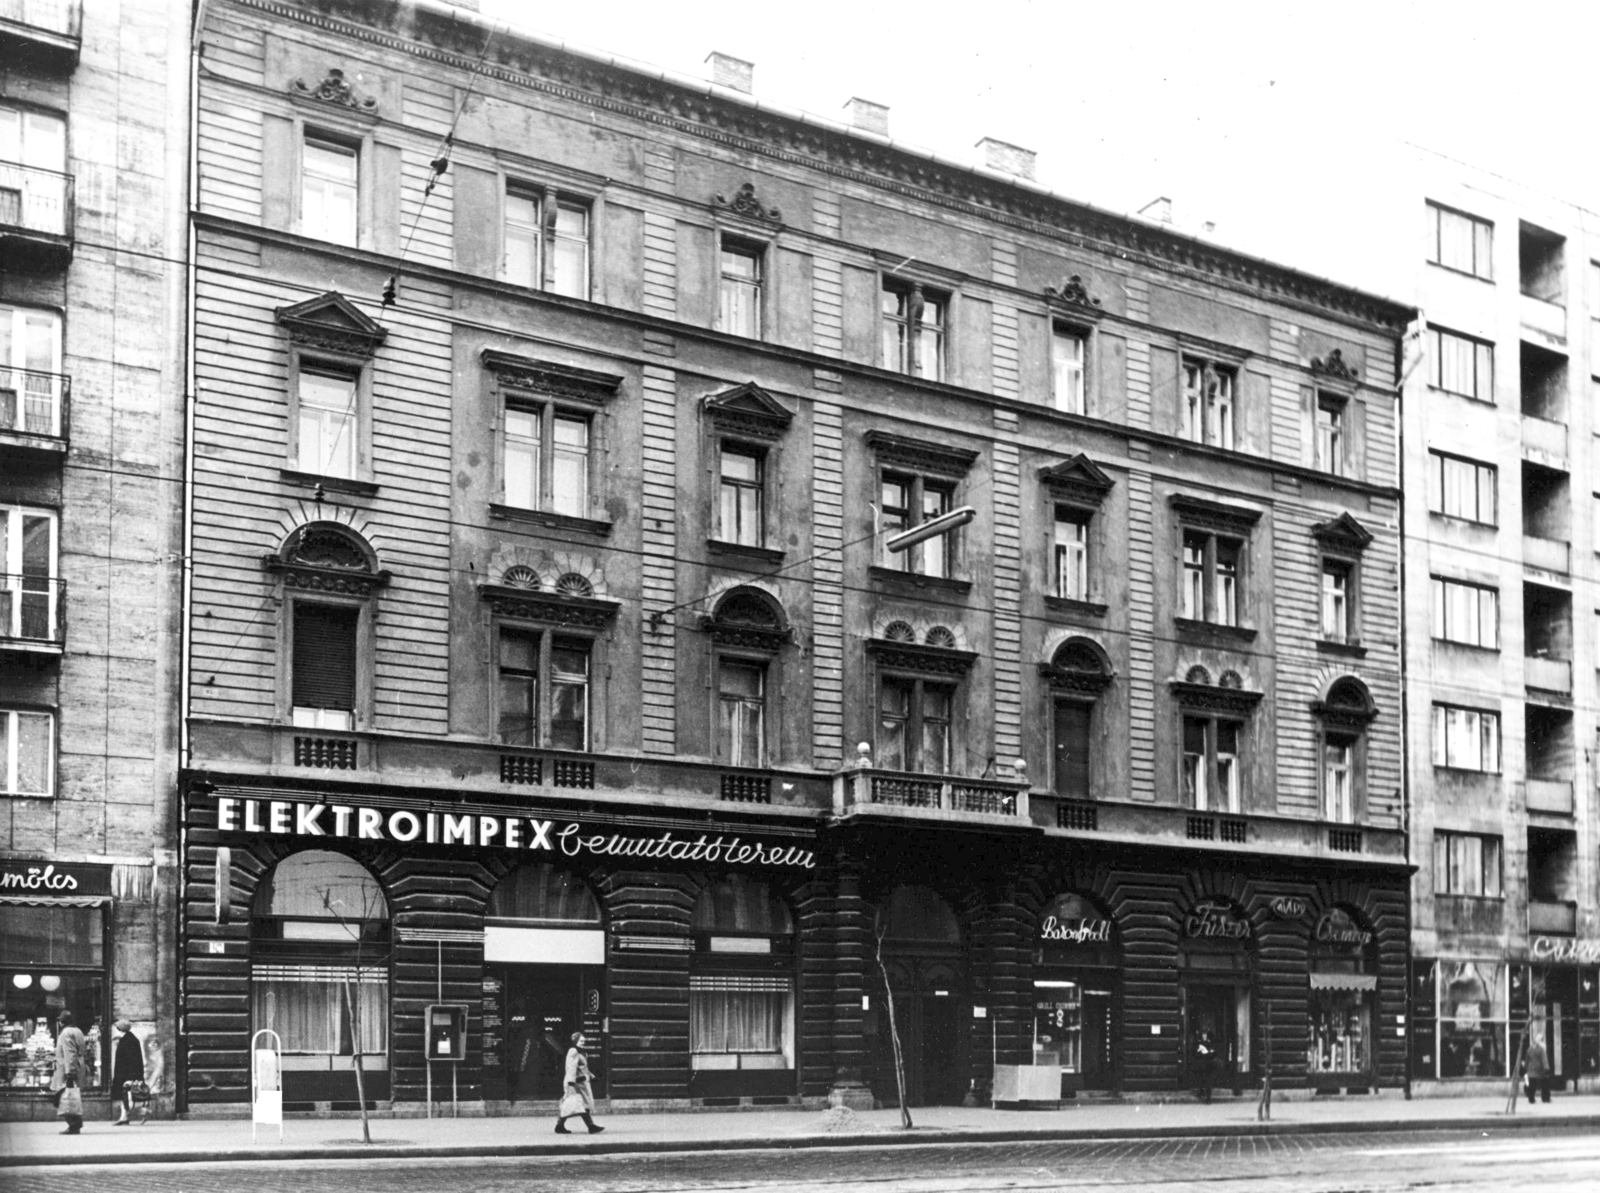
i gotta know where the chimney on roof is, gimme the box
[844,97,890,137]
[976,137,1036,182]
[706,51,754,94]
[1137,196,1173,224]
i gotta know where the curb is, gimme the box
[5,1111,1600,1167]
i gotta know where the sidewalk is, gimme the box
[3,1094,1597,1168]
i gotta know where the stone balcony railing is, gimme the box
[832,765,1033,828]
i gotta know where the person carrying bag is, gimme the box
[553,1032,604,1135]
[49,1010,89,1135]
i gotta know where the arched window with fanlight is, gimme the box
[250,850,390,1104]
[689,876,796,1097]
[1039,637,1112,799]
[1314,676,1378,824]
[700,588,791,768]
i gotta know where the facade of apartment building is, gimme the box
[0,0,188,1118]
[179,0,1411,1115]
[1403,153,1600,1092]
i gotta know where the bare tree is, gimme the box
[320,887,379,1144]
[873,910,913,1130]
[1505,973,1546,1116]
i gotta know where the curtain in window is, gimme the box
[252,974,386,1054]
[690,990,785,1054]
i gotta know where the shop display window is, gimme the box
[1308,990,1370,1074]
[1,901,107,1092]
[690,877,795,1074]
[1034,981,1082,1072]
[1437,960,1507,1078]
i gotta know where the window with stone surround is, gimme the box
[867,431,978,584]
[301,134,358,246]
[1181,358,1235,449]
[276,292,387,490]
[881,279,946,381]
[703,382,793,560]
[503,184,591,298]
[1431,703,1500,772]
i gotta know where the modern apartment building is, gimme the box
[178,0,1411,1115]
[1402,150,1600,1092]
[0,0,188,1118]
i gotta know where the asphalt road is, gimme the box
[5,1127,1600,1192]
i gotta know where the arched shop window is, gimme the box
[482,864,605,1104]
[689,877,796,1096]
[1034,892,1120,1092]
[1307,905,1376,1080]
[250,850,390,1101]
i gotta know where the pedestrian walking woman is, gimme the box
[554,1032,604,1134]
[1522,1029,1552,1104]
[110,1020,146,1125]
[49,1010,89,1134]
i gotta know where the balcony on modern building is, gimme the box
[1521,461,1569,576]
[1521,414,1566,470]
[1519,221,1566,341]
[0,0,80,68]
[1523,582,1572,696]
[0,574,64,657]
[1529,899,1577,936]
[0,368,69,458]
[1525,704,1574,820]
[833,764,1034,831]
[1528,825,1578,935]
[0,161,74,269]
[1043,795,1406,866]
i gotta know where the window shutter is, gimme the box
[293,604,359,711]
[1053,701,1092,798]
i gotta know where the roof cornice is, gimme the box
[235,0,1414,334]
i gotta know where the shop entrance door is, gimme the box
[879,989,966,1107]
[485,964,603,1103]
[1081,988,1115,1090]
[1182,983,1247,1092]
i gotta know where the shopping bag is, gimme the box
[56,1086,83,1118]
[558,1090,587,1118]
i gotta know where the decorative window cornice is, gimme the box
[1037,662,1113,695]
[1312,512,1375,556]
[290,67,379,115]
[865,430,979,478]
[1171,679,1263,716]
[1176,333,1253,367]
[712,182,781,224]
[483,350,623,404]
[478,583,620,629]
[1043,274,1105,322]
[703,381,794,441]
[1041,453,1115,509]
[701,587,791,652]
[1169,493,1263,537]
[866,637,978,676]
[263,523,389,598]
[1312,348,1361,388]
[1314,677,1379,731]
[701,617,791,652]
[276,292,388,358]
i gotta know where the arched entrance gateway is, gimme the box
[481,864,605,1104]
[1033,893,1120,1093]
[1178,896,1254,1094]
[250,850,390,1106]
[866,885,968,1108]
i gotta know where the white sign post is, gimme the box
[251,1028,283,1143]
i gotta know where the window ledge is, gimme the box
[1316,639,1368,659]
[1432,765,1501,777]
[489,504,613,538]
[706,539,786,566]
[1432,639,1499,656]
[1173,617,1257,646]
[280,469,379,498]
[867,565,973,596]
[1043,595,1109,619]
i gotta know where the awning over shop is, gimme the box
[1309,972,1376,991]
[0,894,110,908]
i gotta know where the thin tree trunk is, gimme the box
[343,978,371,1143]
[874,928,912,1129]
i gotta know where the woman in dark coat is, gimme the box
[110,1019,145,1125]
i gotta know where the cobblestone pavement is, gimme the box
[5,1127,1600,1192]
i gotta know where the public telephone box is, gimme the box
[425,1004,468,1062]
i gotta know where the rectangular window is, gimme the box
[0,105,67,236]
[502,188,590,298]
[0,304,63,437]
[291,603,358,730]
[718,446,764,547]
[296,369,358,479]
[498,630,589,750]
[1427,327,1494,402]
[1432,832,1504,898]
[548,638,589,751]
[719,241,763,338]
[1182,360,1235,449]
[1053,511,1088,601]
[496,628,539,746]
[1314,397,1344,475]
[1179,528,1243,627]
[718,659,766,767]
[0,505,58,643]
[881,282,945,381]
[0,707,52,797]
[252,975,386,1056]
[1427,451,1496,525]
[877,676,954,774]
[1321,561,1351,642]
[690,986,792,1067]
[1052,327,1086,414]
[502,402,591,519]
[1431,577,1498,648]
[1183,715,1241,813]
[1324,738,1354,822]
[879,471,956,578]
[1428,203,1493,280]
[1430,704,1500,772]
[1053,701,1091,798]
[302,137,358,247]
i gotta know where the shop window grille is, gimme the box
[1219,818,1247,844]
[500,755,542,785]
[1057,800,1098,831]
[1328,827,1362,853]
[1186,815,1215,840]
[870,776,940,807]
[952,784,1016,816]
[293,736,357,769]
[720,773,772,803]
[553,757,595,789]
